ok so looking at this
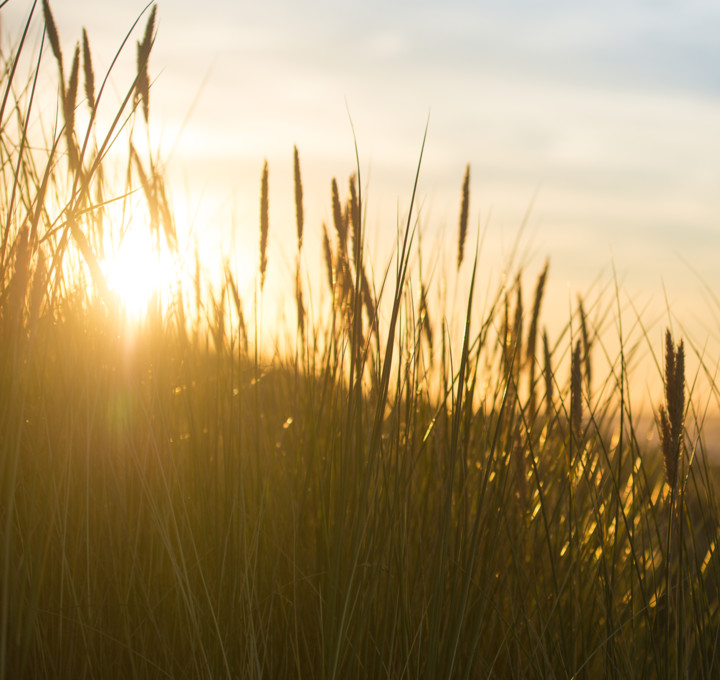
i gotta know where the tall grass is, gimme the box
[1,4,719,678]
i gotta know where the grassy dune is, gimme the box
[1,4,719,678]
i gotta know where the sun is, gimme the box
[103,227,180,319]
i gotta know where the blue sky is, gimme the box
[3,0,720,366]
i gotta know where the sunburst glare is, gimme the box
[103,226,180,319]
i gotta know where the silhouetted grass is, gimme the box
[1,5,719,678]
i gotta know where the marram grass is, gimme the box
[1,4,720,679]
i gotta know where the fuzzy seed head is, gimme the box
[331,178,346,251]
[660,329,685,491]
[578,298,592,392]
[457,164,470,271]
[64,44,80,170]
[42,0,63,74]
[526,260,548,366]
[349,174,361,270]
[571,339,583,443]
[543,329,553,418]
[82,29,95,114]
[135,6,155,124]
[259,160,269,289]
[513,278,523,368]
[293,146,304,252]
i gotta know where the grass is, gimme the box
[1,3,720,678]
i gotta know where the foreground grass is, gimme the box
[1,4,720,678]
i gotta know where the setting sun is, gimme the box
[103,227,181,318]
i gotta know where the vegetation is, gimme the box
[1,3,719,677]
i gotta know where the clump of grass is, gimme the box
[1,6,719,680]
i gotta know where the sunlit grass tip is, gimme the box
[457,163,470,271]
[659,329,685,491]
[259,160,269,290]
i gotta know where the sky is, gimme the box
[3,0,720,389]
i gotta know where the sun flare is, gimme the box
[103,227,180,318]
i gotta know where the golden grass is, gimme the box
[0,5,718,678]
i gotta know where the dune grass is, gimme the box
[1,4,719,678]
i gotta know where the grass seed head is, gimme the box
[142,5,157,51]
[82,29,95,115]
[331,178,346,253]
[293,146,304,252]
[457,164,470,271]
[571,338,583,444]
[660,329,685,491]
[543,329,553,418]
[42,0,63,75]
[513,277,523,369]
[349,174,361,270]
[659,406,675,489]
[259,160,269,290]
[526,260,548,366]
[135,42,150,123]
[64,44,80,171]
[135,6,156,124]
[578,297,592,392]
[501,291,510,376]
[526,262,548,419]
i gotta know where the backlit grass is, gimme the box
[1,4,719,678]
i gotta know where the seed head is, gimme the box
[660,329,685,490]
[82,29,95,114]
[293,146,304,251]
[571,339,583,444]
[259,160,269,289]
[457,164,470,270]
[42,0,63,75]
